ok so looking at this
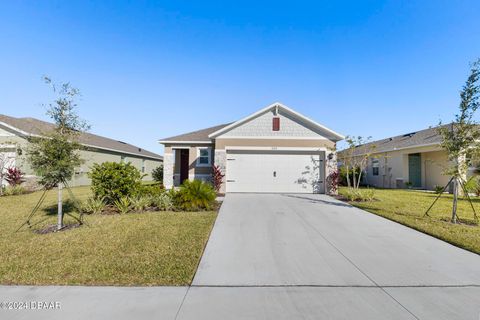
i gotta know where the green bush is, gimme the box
[2,185,27,196]
[152,165,163,182]
[88,162,143,204]
[434,185,446,194]
[151,192,174,211]
[174,180,216,211]
[139,183,164,197]
[339,166,361,186]
[131,196,151,212]
[113,197,131,214]
[81,197,105,214]
[464,177,480,196]
[343,187,376,202]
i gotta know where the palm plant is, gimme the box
[175,180,216,211]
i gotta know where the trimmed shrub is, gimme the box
[343,187,375,202]
[88,162,143,204]
[174,180,216,211]
[152,165,163,182]
[81,197,105,214]
[139,183,164,197]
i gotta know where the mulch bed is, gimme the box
[34,223,82,234]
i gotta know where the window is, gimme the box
[372,158,379,176]
[141,159,146,173]
[272,117,280,131]
[196,147,211,166]
[120,156,126,163]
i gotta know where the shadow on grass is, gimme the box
[42,199,77,216]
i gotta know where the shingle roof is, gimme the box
[339,125,446,157]
[160,123,232,142]
[0,115,163,160]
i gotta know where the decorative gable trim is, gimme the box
[208,102,344,141]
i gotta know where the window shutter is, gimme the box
[272,117,280,131]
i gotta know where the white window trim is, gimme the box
[196,147,212,167]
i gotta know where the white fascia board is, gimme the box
[207,102,345,141]
[340,142,442,157]
[225,146,329,152]
[158,140,212,144]
[216,136,331,140]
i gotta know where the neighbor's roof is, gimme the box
[159,123,232,143]
[0,115,163,160]
[339,125,447,157]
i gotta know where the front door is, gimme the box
[408,153,422,188]
[180,149,189,184]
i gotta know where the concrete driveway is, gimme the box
[183,193,480,319]
[2,194,480,320]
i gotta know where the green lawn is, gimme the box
[339,187,480,254]
[0,187,217,286]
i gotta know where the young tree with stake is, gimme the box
[27,77,89,230]
[438,59,480,223]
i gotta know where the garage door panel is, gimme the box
[226,150,325,193]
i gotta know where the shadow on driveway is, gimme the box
[281,194,352,208]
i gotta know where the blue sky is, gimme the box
[1,1,479,153]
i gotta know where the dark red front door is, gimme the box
[180,149,189,184]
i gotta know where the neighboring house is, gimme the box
[338,125,460,191]
[0,115,163,187]
[159,102,344,194]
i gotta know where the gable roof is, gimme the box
[159,123,232,143]
[0,115,163,161]
[338,125,446,157]
[208,102,345,141]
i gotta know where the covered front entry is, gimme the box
[225,150,325,193]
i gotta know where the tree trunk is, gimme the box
[451,177,458,224]
[353,168,357,189]
[357,170,363,189]
[346,166,351,187]
[57,183,63,230]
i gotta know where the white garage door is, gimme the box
[226,150,325,193]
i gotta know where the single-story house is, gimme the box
[337,125,461,190]
[159,102,344,194]
[0,114,163,187]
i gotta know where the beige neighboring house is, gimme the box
[159,102,344,194]
[338,125,460,191]
[0,115,163,187]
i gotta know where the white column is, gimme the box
[163,153,174,189]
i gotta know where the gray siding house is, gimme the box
[0,115,163,187]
